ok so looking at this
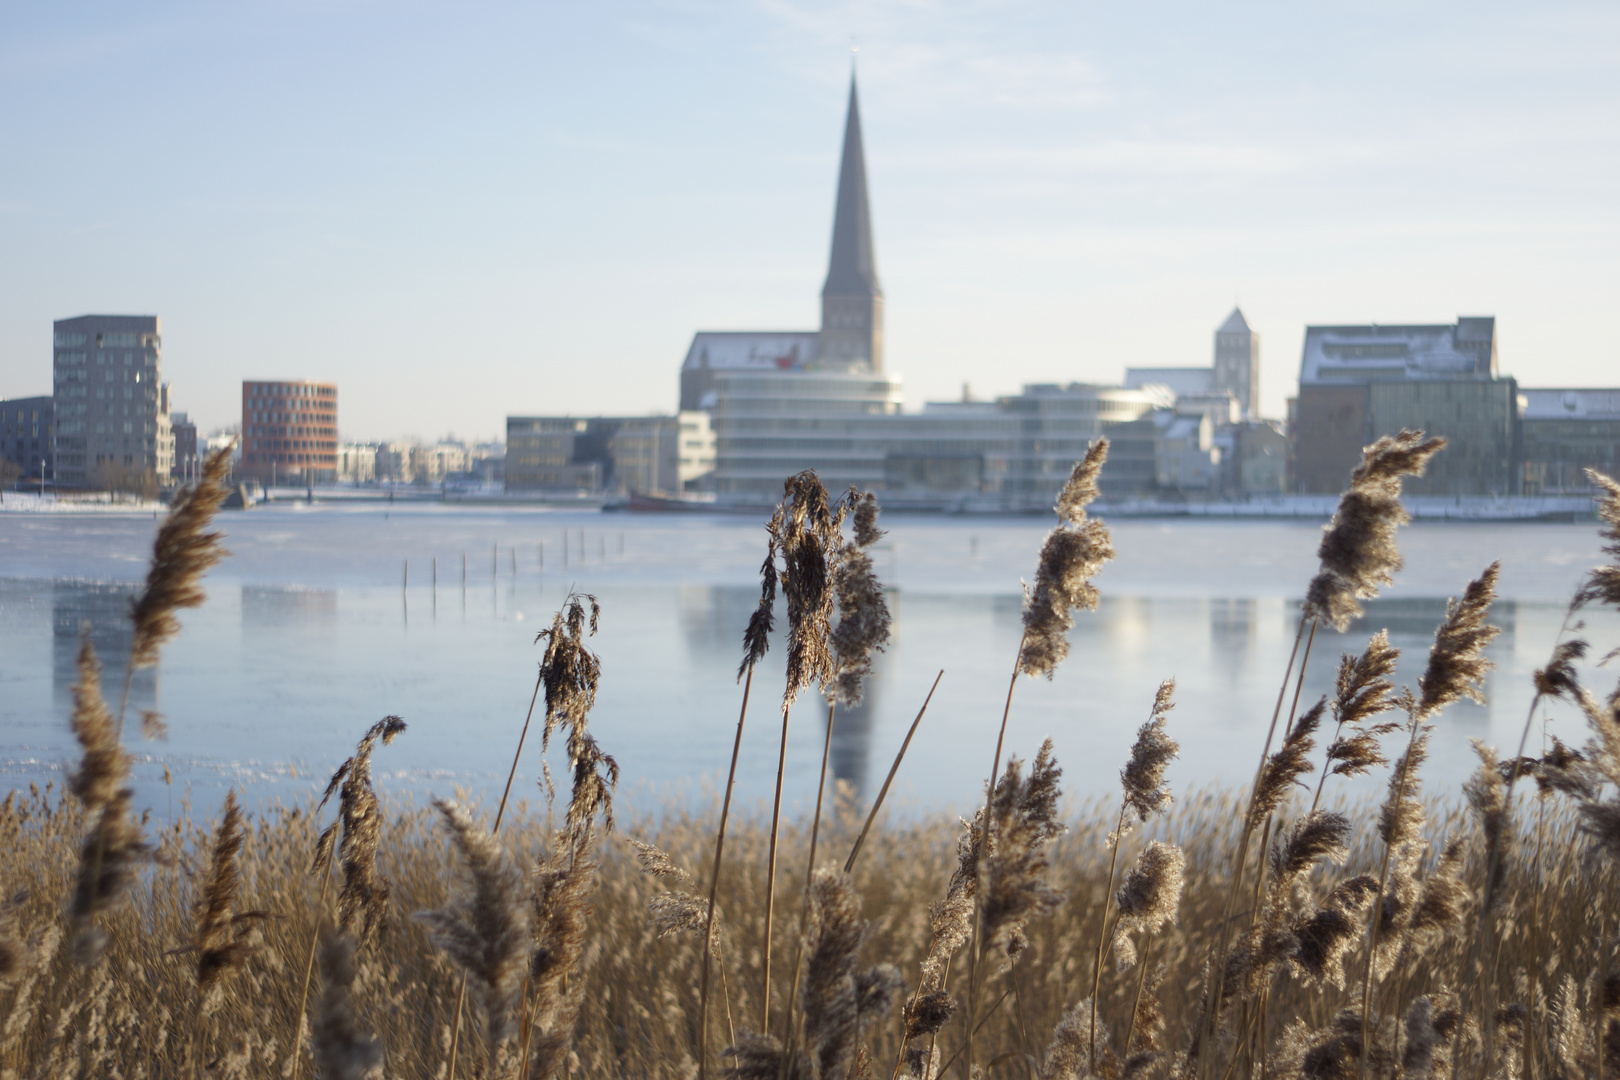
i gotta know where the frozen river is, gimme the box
[1,502,1615,822]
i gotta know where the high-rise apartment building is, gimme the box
[241,380,338,483]
[51,315,172,488]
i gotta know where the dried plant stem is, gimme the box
[1123,931,1155,1057]
[845,671,943,874]
[290,860,335,1080]
[761,700,792,1032]
[698,661,755,1080]
[964,632,1026,1079]
[779,699,838,1072]
[1196,616,1314,1077]
[448,669,544,1080]
[1089,801,1130,1074]
[1359,717,1423,1080]
[934,986,1014,1079]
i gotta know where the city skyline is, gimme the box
[2,2,1617,439]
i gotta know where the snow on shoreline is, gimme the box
[0,492,167,514]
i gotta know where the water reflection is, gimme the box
[242,586,338,631]
[676,584,881,795]
[51,581,155,713]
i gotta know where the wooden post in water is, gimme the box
[539,541,545,572]
[562,532,568,569]
[619,532,624,556]
[492,543,497,577]
[510,547,517,576]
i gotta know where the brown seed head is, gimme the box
[196,790,266,997]
[1463,740,1512,912]
[129,443,235,670]
[68,636,127,815]
[536,593,602,751]
[982,741,1066,968]
[739,508,782,680]
[779,472,840,704]
[1113,841,1186,955]
[316,715,406,946]
[1249,699,1325,829]
[1416,564,1500,718]
[1576,469,1620,611]
[1304,430,1445,630]
[1020,440,1114,678]
[828,524,892,706]
[414,799,530,1055]
[1290,874,1379,988]
[1120,680,1179,828]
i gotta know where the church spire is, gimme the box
[822,75,881,298]
[819,74,885,371]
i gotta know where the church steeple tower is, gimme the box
[818,75,884,372]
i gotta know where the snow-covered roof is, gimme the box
[681,331,819,373]
[1124,367,1213,396]
[1520,388,1620,420]
[1299,317,1496,384]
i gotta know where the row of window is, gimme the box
[245,383,336,399]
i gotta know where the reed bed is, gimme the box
[2,441,1619,1080]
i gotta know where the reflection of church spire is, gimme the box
[818,75,885,372]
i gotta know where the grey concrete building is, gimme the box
[1,396,53,486]
[1519,389,1620,495]
[52,315,172,489]
[1293,316,1517,496]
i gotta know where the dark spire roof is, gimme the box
[1218,307,1251,334]
[822,76,882,298]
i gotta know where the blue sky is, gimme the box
[2,1,1617,441]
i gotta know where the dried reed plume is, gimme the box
[632,840,723,948]
[981,740,1066,968]
[526,827,599,1080]
[850,489,885,548]
[128,442,235,672]
[1113,841,1186,969]
[315,715,407,947]
[1321,631,1401,787]
[1290,875,1379,988]
[779,471,841,703]
[1120,680,1179,829]
[1303,430,1446,631]
[66,635,149,966]
[738,507,782,680]
[1039,999,1111,1080]
[564,731,619,840]
[415,800,530,1057]
[536,592,602,752]
[68,636,126,816]
[827,492,892,706]
[1415,562,1500,718]
[898,813,982,1074]
[311,930,383,1080]
[721,1031,811,1080]
[1020,439,1114,678]
[195,790,265,1002]
[1575,468,1620,612]
[1249,699,1325,830]
[799,871,904,1080]
[1463,741,1512,914]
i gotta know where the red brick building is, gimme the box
[241,380,337,484]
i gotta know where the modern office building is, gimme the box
[1519,389,1620,495]
[241,379,338,484]
[1292,317,1517,496]
[1,396,53,485]
[51,315,173,488]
